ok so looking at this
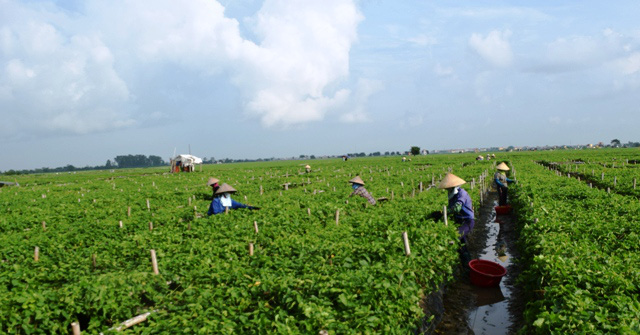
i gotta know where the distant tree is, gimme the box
[310,155,316,159]
[410,146,420,155]
[148,155,165,166]
[384,151,390,156]
[371,151,381,156]
[611,139,621,147]
[105,159,113,168]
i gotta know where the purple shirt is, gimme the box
[448,188,474,220]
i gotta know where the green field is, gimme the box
[1,149,639,334]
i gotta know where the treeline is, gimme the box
[2,154,166,176]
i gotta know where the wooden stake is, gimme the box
[335,209,340,225]
[402,232,411,256]
[225,206,229,214]
[614,176,617,187]
[443,206,448,226]
[71,322,81,335]
[249,243,254,256]
[307,208,311,216]
[260,185,263,195]
[253,221,259,234]
[150,249,159,275]
[92,254,97,269]
[42,221,46,231]
[119,220,123,228]
[634,178,636,190]
[34,246,39,262]
[127,206,131,217]
[188,198,191,206]
[146,199,150,211]
[148,222,153,231]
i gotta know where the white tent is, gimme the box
[171,154,203,172]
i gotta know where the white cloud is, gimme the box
[407,34,437,47]
[611,52,640,75]
[0,0,364,138]
[434,63,454,76]
[339,78,382,123]
[469,30,513,67]
[239,0,363,127]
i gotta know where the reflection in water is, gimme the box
[467,200,514,335]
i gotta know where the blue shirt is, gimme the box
[207,196,251,215]
[448,188,474,221]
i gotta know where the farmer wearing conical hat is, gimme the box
[305,164,311,173]
[207,177,220,195]
[438,173,474,244]
[348,176,376,205]
[207,183,259,215]
[493,162,515,206]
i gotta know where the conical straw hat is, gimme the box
[496,162,510,171]
[349,176,365,185]
[437,173,466,189]
[215,183,237,195]
[206,177,220,186]
[305,165,311,169]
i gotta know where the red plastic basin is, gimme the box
[494,205,512,215]
[469,259,507,287]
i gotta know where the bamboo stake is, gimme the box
[34,246,39,262]
[92,254,97,269]
[42,221,46,231]
[402,232,411,256]
[249,243,254,256]
[150,250,159,275]
[335,209,340,225]
[614,176,617,187]
[104,310,158,333]
[443,206,448,226]
[253,221,259,234]
[119,220,123,228]
[634,178,636,190]
[307,208,311,216]
[148,222,153,231]
[146,199,150,211]
[127,206,131,217]
[225,206,229,214]
[71,322,81,335]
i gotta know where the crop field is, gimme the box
[1,149,639,334]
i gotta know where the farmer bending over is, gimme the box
[208,183,259,215]
[348,176,376,205]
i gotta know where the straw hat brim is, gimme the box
[348,176,365,185]
[206,177,220,186]
[496,163,510,171]
[215,183,237,195]
[437,173,466,189]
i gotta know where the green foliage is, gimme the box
[1,155,495,333]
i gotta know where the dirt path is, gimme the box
[433,190,525,334]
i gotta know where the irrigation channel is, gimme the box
[433,190,525,334]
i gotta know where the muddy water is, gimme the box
[434,191,522,334]
[466,200,514,334]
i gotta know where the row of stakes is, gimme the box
[56,171,494,334]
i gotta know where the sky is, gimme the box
[1,0,640,171]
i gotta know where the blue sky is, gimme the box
[1,0,639,170]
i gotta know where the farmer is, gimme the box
[348,176,376,205]
[438,173,475,245]
[305,164,311,173]
[493,162,515,206]
[207,183,259,215]
[207,177,220,195]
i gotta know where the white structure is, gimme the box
[170,154,203,172]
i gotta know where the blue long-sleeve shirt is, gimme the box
[207,196,251,215]
[493,172,514,188]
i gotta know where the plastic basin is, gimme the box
[469,259,507,287]
[494,205,512,215]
